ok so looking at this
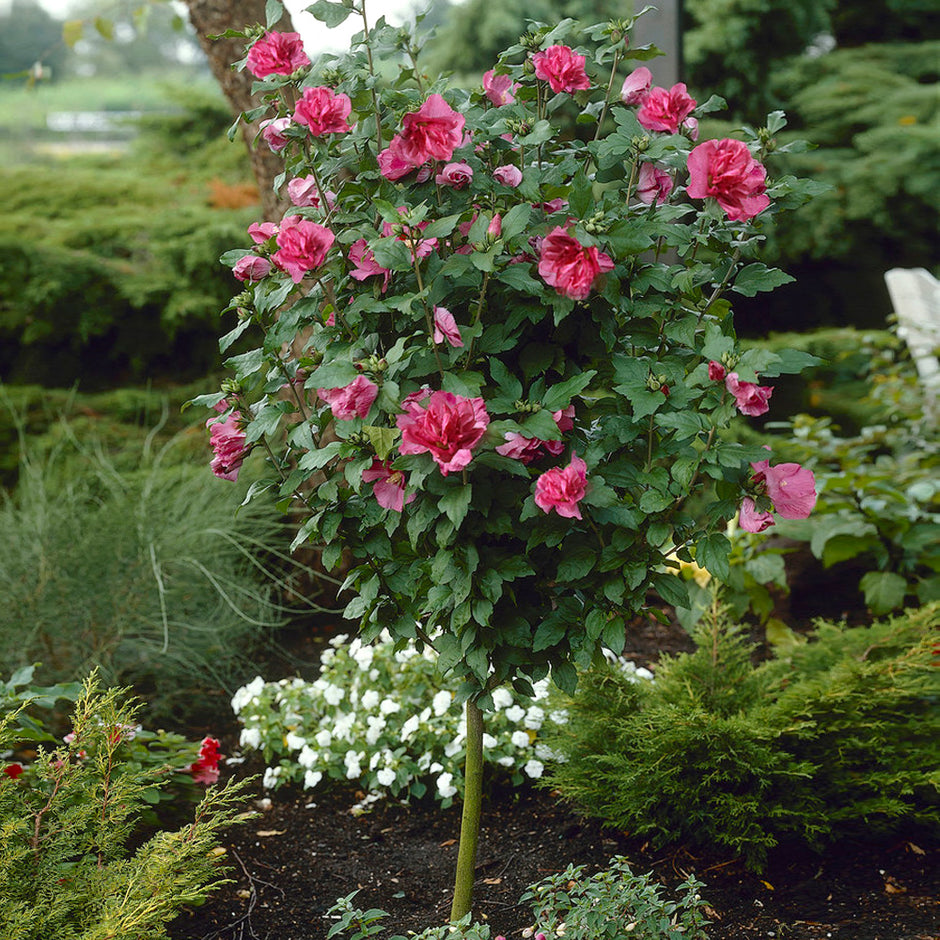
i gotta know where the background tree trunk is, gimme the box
[183,0,292,221]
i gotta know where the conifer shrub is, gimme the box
[543,603,940,869]
[0,674,252,940]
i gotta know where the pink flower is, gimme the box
[378,146,415,181]
[397,390,489,476]
[318,375,379,420]
[293,86,353,136]
[538,226,614,300]
[534,454,588,520]
[361,459,415,512]
[620,66,652,105]
[738,497,775,533]
[233,255,271,282]
[389,94,466,169]
[348,238,390,291]
[725,372,773,416]
[708,360,726,381]
[751,459,817,520]
[287,176,336,211]
[637,83,697,134]
[207,401,247,482]
[248,221,277,243]
[483,69,519,106]
[497,406,574,463]
[246,31,310,78]
[260,117,292,152]
[683,116,700,140]
[188,736,221,785]
[436,162,473,188]
[532,45,591,94]
[636,163,673,206]
[273,215,334,283]
[493,164,522,187]
[686,138,770,222]
[3,763,24,780]
[381,212,438,261]
[433,306,464,347]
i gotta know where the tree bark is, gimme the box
[183,0,291,221]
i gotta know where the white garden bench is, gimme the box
[884,267,940,420]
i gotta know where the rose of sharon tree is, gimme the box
[197,3,821,921]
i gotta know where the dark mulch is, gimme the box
[166,597,938,940]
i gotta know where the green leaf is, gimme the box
[568,168,594,220]
[265,0,284,28]
[420,213,462,240]
[501,203,532,241]
[585,609,607,640]
[94,16,114,40]
[860,571,907,615]
[62,20,83,47]
[307,0,354,27]
[542,371,596,411]
[652,573,690,609]
[362,426,398,461]
[557,548,596,581]
[439,485,472,528]
[731,263,795,298]
[695,533,731,583]
[552,661,578,695]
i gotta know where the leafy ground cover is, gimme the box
[166,612,938,940]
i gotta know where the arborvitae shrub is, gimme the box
[544,604,940,869]
[0,675,252,940]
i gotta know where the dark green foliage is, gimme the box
[767,42,940,269]
[544,604,940,869]
[0,675,252,940]
[0,407,330,723]
[0,161,255,387]
[0,0,68,81]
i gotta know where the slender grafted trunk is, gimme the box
[450,697,484,922]
[183,0,291,220]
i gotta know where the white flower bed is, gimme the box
[231,632,573,806]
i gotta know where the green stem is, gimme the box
[450,697,484,922]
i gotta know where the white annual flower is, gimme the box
[329,633,349,648]
[491,687,513,709]
[344,750,362,778]
[437,772,458,799]
[239,727,262,750]
[285,732,307,751]
[432,690,452,716]
[482,733,497,749]
[322,684,345,706]
[444,738,463,758]
[429,761,443,775]
[524,706,545,730]
[549,709,570,725]
[504,705,526,723]
[376,767,396,787]
[511,730,531,749]
[315,729,333,748]
[231,676,265,713]
[262,765,282,789]
[532,679,551,700]
[379,698,401,716]
[298,746,320,769]
[303,769,323,789]
[524,759,545,779]
[332,712,355,740]
[366,715,387,745]
[534,743,557,761]
[368,668,379,681]
[635,666,654,681]
[401,714,420,740]
[497,755,515,767]
[360,689,380,711]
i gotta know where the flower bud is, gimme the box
[632,135,650,153]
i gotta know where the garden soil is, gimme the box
[167,613,939,940]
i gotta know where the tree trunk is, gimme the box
[183,0,291,221]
